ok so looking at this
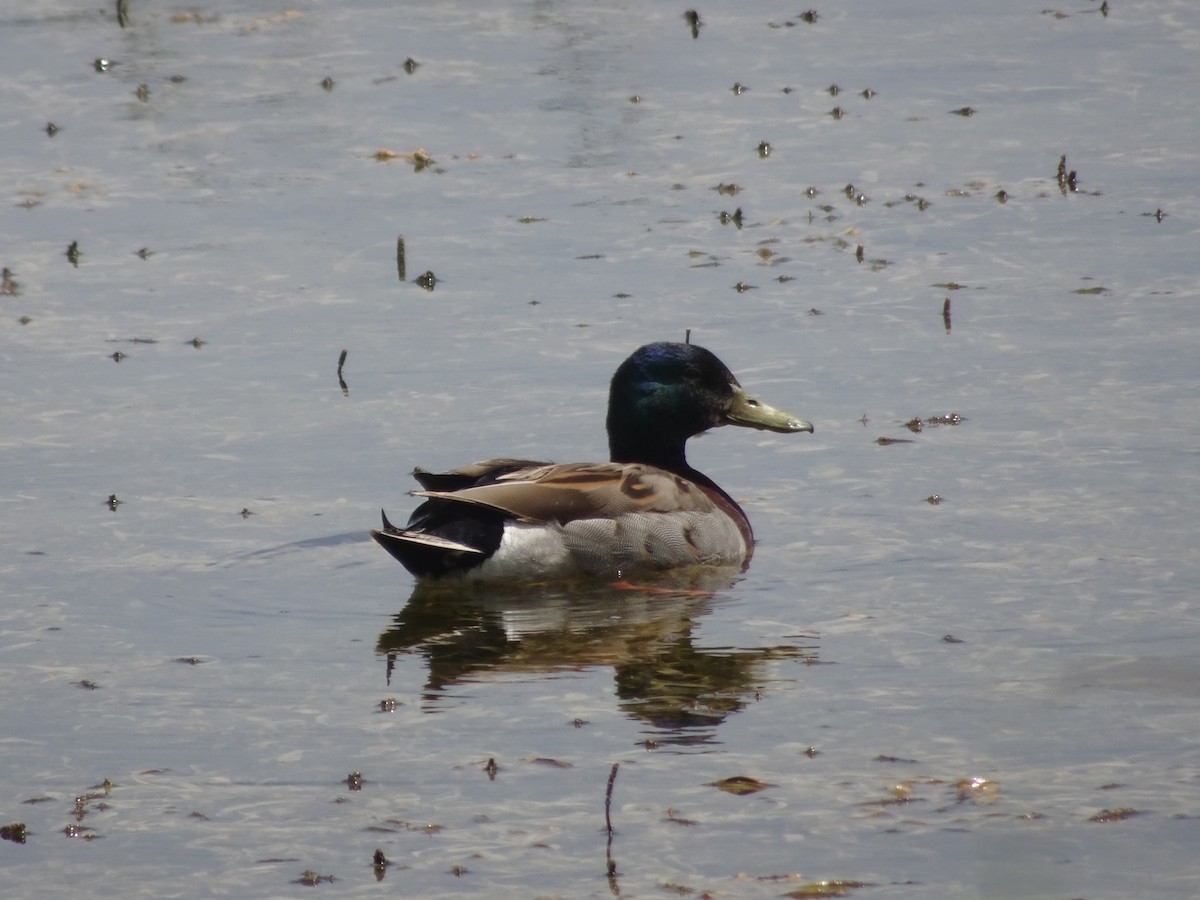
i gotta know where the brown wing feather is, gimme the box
[413,462,718,525]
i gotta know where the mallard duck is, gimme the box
[373,341,812,580]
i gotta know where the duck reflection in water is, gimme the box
[377,569,818,743]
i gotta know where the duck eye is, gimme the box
[682,365,702,382]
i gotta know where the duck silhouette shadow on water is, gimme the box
[377,569,819,743]
[225,536,819,741]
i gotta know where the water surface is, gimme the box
[2,1,1198,897]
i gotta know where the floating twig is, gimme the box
[337,348,348,395]
[605,762,619,835]
[1057,154,1078,193]
[605,762,620,888]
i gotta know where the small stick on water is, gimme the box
[337,348,349,395]
[605,762,619,835]
[396,235,406,282]
[684,328,691,345]
[605,762,620,888]
[942,297,952,334]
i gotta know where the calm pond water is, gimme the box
[2,1,1199,897]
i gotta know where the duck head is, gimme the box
[606,342,812,471]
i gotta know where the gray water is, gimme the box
[2,1,1199,897]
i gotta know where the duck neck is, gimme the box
[608,431,725,501]
[609,430,684,472]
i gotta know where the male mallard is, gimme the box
[373,341,812,580]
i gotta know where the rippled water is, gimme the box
[2,1,1199,897]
